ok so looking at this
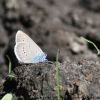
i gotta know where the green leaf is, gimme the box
[1,93,12,100]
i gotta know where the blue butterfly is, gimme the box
[14,30,47,63]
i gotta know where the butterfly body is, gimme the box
[14,30,47,63]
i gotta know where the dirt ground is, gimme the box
[0,0,100,100]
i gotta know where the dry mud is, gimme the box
[0,0,100,100]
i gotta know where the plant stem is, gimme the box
[56,49,60,100]
[81,37,100,55]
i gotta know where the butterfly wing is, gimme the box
[14,43,46,63]
[16,30,33,43]
[16,30,42,51]
[14,30,47,63]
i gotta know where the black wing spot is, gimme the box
[22,47,26,54]
[22,46,27,56]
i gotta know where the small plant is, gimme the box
[1,93,13,100]
[6,56,15,80]
[55,49,61,100]
[1,56,14,100]
[81,37,100,55]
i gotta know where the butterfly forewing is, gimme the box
[16,31,42,51]
[16,31,32,43]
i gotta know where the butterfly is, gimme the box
[14,30,47,63]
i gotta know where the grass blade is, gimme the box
[81,37,100,55]
[55,49,61,100]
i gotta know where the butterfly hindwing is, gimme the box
[15,42,46,63]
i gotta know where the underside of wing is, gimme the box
[16,30,34,43]
[14,43,43,63]
[16,30,42,52]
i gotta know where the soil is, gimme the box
[0,0,100,100]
